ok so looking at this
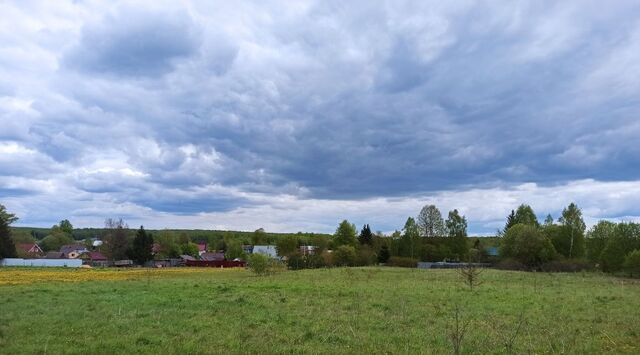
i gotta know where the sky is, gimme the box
[1,1,640,235]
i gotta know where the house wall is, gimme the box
[1,258,83,267]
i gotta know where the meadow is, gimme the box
[0,267,639,354]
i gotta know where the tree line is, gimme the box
[1,202,639,276]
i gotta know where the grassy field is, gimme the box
[1,267,639,354]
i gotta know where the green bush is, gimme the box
[333,245,356,266]
[386,256,417,268]
[623,250,640,277]
[355,246,377,266]
[248,253,272,275]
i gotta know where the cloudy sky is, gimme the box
[1,1,640,234]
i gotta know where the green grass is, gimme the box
[1,267,639,354]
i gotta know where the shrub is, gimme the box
[623,250,640,277]
[355,246,377,266]
[320,250,334,267]
[247,253,272,275]
[333,245,356,266]
[386,256,417,268]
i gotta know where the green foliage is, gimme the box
[0,204,18,258]
[224,239,246,260]
[58,219,73,235]
[180,242,199,259]
[40,232,73,252]
[275,235,299,257]
[544,224,585,259]
[513,204,539,227]
[357,224,373,246]
[418,204,446,237]
[155,231,181,259]
[251,228,267,245]
[377,244,390,263]
[355,245,377,266]
[333,245,356,266]
[558,203,586,258]
[586,221,616,263]
[247,253,275,275]
[500,224,555,267]
[446,209,468,260]
[623,250,640,277]
[600,222,640,272]
[398,217,420,259]
[129,226,154,265]
[333,220,357,247]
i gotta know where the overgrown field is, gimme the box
[1,267,639,354]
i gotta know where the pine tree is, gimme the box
[130,226,154,265]
[358,224,373,245]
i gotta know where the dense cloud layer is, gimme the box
[1,1,640,233]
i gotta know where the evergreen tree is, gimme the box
[543,214,554,226]
[358,224,373,246]
[503,210,516,234]
[130,226,154,265]
[0,204,18,259]
[378,244,390,263]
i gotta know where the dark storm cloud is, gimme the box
[2,0,640,231]
[64,7,202,77]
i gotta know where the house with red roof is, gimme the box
[17,243,44,258]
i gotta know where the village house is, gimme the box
[17,243,44,258]
[60,244,88,259]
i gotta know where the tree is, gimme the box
[513,204,539,227]
[600,222,640,272]
[59,219,73,235]
[543,214,554,226]
[251,228,267,245]
[155,231,181,259]
[102,218,130,260]
[417,205,446,237]
[399,217,420,259]
[446,210,467,238]
[586,221,616,263]
[500,224,555,267]
[40,231,73,252]
[129,226,154,265]
[333,220,357,247]
[502,210,517,234]
[446,209,469,260]
[558,203,586,258]
[378,244,390,263]
[224,239,245,260]
[276,235,299,257]
[333,245,356,266]
[181,242,200,258]
[358,224,373,246]
[0,204,18,259]
[623,250,640,277]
